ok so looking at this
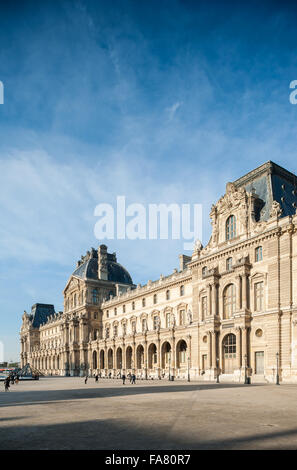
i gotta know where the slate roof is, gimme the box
[72,255,133,285]
[234,161,297,222]
[29,303,55,328]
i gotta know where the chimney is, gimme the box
[179,254,191,271]
[98,244,108,280]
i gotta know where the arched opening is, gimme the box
[161,341,171,369]
[222,333,236,374]
[57,355,60,370]
[108,348,113,369]
[226,215,236,240]
[116,347,122,369]
[176,340,187,368]
[136,344,144,369]
[100,350,105,369]
[126,346,133,369]
[148,343,157,369]
[93,351,98,370]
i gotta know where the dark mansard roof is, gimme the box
[234,161,297,222]
[72,251,133,285]
[28,303,55,328]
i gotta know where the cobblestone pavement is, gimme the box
[0,377,297,449]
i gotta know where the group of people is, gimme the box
[84,372,137,385]
[3,374,20,391]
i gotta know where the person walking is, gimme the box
[131,373,136,385]
[4,377,10,392]
[84,376,88,384]
[122,373,126,385]
[95,375,99,383]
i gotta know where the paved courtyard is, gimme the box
[1,377,297,450]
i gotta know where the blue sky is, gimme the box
[1,0,297,361]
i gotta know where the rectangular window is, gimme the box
[255,351,264,374]
[201,297,207,320]
[179,310,185,325]
[153,316,159,330]
[255,246,263,262]
[255,281,264,311]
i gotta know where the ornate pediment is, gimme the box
[214,182,247,216]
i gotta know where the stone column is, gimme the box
[241,327,247,366]
[236,276,241,311]
[208,284,212,316]
[133,336,136,372]
[242,274,249,310]
[207,331,212,369]
[235,328,241,369]
[122,341,126,370]
[211,331,217,368]
[144,336,148,376]
[171,332,176,377]
[212,284,217,316]
[157,334,161,378]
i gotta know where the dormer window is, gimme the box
[226,215,236,241]
[92,289,99,305]
[255,246,263,262]
[226,257,233,271]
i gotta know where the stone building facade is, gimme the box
[20,161,297,383]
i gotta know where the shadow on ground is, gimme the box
[0,416,296,450]
[0,382,263,408]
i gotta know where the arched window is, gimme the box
[255,246,263,262]
[92,289,99,305]
[166,312,171,328]
[114,308,117,316]
[153,316,159,330]
[226,215,236,240]
[153,294,157,304]
[226,257,233,271]
[223,284,236,319]
[179,309,185,325]
[113,325,118,337]
[166,290,170,300]
[122,323,127,336]
[142,298,146,307]
[180,285,185,296]
[123,304,126,313]
[105,327,110,339]
[132,301,135,311]
[142,319,147,332]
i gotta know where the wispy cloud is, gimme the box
[166,101,183,120]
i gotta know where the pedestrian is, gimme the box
[4,378,10,392]
[122,373,126,385]
[132,373,136,384]
[95,375,99,383]
[84,376,88,384]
